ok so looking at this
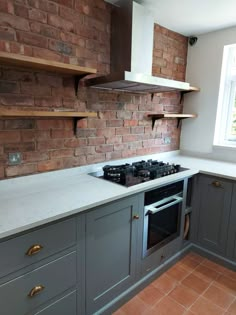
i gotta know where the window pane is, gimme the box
[228,86,236,138]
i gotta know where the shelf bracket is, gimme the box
[74,74,88,97]
[177,117,189,128]
[73,117,86,135]
[151,116,161,130]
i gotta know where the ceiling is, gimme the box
[105,0,236,36]
[141,0,236,36]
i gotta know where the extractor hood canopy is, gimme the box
[87,0,195,94]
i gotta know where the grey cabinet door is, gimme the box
[227,184,236,261]
[197,175,233,256]
[85,195,141,315]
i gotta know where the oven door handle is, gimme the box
[145,195,183,215]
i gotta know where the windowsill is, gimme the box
[213,144,236,151]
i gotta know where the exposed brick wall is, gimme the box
[0,0,188,179]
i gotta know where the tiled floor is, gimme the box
[113,252,236,315]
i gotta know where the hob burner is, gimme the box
[102,159,182,187]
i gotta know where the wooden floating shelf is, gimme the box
[148,113,198,129]
[0,109,97,118]
[0,109,97,135]
[0,52,97,76]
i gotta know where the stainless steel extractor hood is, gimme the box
[87,0,190,94]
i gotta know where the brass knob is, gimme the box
[26,244,43,256]
[133,214,140,220]
[28,285,45,297]
[212,181,222,188]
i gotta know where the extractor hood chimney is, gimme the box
[87,0,190,94]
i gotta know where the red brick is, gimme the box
[76,128,96,138]
[29,8,47,23]
[37,159,63,172]
[50,148,74,158]
[87,119,106,129]
[86,153,105,164]
[115,127,130,135]
[64,138,87,148]
[106,136,122,144]
[21,130,36,141]
[95,144,113,153]
[16,31,48,48]
[48,14,74,33]
[63,155,87,168]
[2,69,34,82]
[0,0,14,14]
[131,126,145,134]
[5,119,35,129]
[32,47,62,62]
[88,137,105,146]
[23,151,49,162]
[105,151,122,160]
[36,119,64,130]
[122,149,137,158]
[114,143,128,151]
[0,13,30,31]
[37,139,64,150]
[0,165,4,179]
[14,4,29,18]
[4,142,35,153]
[106,120,123,128]
[122,135,139,142]
[51,129,74,139]
[48,39,73,55]
[31,23,60,40]
[96,128,115,137]
[6,164,37,177]
[0,131,20,144]
[21,82,52,96]
[0,26,16,41]
[128,141,143,149]
[75,146,95,156]
[0,81,20,93]
[34,96,62,108]
[124,120,139,127]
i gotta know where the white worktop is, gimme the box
[1,151,236,240]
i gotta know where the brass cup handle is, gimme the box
[26,244,43,256]
[212,181,222,188]
[133,214,140,220]
[28,285,45,298]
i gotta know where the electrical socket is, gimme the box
[8,152,22,165]
[164,137,171,144]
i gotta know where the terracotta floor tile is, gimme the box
[169,284,199,308]
[183,311,195,315]
[186,252,205,264]
[190,296,225,315]
[151,296,186,315]
[227,299,236,314]
[138,284,164,307]
[179,256,200,271]
[214,274,236,296]
[166,264,190,282]
[120,296,150,315]
[182,273,210,294]
[203,284,235,310]
[151,273,178,294]
[202,259,232,274]
[223,269,236,282]
[192,264,220,283]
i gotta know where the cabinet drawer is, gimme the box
[35,291,76,315]
[0,252,76,315]
[0,218,76,278]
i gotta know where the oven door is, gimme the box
[143,194,183,258]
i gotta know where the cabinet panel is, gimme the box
[227,184,236,261]
[0,252,76,315]
[0,218,76,278]
[85,196,141,315]
[35,291,77,315]
[197,175,232,255]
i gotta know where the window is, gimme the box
[214,44,236,147]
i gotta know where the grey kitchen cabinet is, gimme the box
[195,175,233,256]
[0,217,79,315]
[85,194,143,315]
[227,183,236,261]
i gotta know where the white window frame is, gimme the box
[214,44,236,147]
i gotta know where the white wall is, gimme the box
[180,26,236,161]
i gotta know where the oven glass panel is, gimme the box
[147,203,180,250]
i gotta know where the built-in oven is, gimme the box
[143,181,183,257]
